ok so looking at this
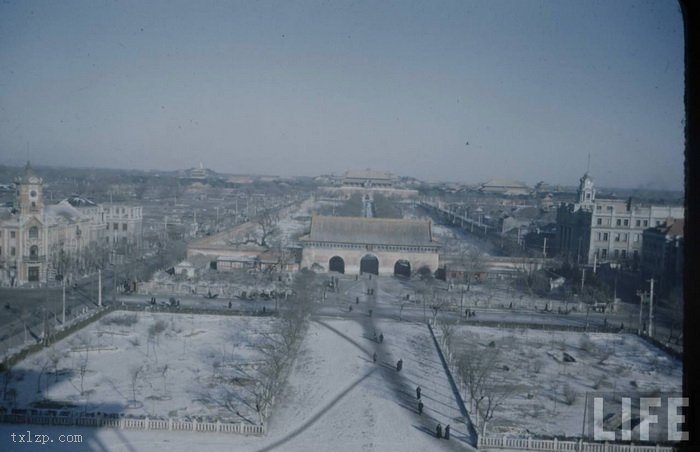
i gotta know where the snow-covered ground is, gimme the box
[446,325,682,439]
[0,317,475,451]
[6,312,277,422]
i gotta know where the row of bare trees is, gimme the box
[438,321,518,438]
[250,270,319,424]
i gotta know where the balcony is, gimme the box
[23,255,45,263]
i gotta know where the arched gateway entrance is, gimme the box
[329,256,345,274]
[360,254,379,275]
[394,260,411,278]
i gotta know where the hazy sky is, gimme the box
[0,0,685,189]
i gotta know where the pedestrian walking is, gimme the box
[379,333,383,343]
[356,296,359,304]
[396,359,403,372]
[374,331,378,342]
[436,424,443,439]
[444,424,450,440]
[373,352,377,363]
[349,305,353,312]
[228,301,232,309]
[416,386,421,399]
[418,400,424,415]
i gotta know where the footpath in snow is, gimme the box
[0,282,475,451]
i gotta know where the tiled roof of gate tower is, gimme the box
[300,215,437,247]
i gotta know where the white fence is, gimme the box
[1,413,265,436]
[478,436,674,451]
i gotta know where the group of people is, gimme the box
[415,385,451,440]
[465,309,476,318]
[435,423,450,440]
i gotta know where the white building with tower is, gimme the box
[556,172,683,267]
[0,163,143,286]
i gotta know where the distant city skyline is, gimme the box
[0,1,685,190]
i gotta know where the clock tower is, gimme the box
[15,161,44,218]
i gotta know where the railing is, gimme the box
[0,413,265,436]
[478,435,674,452]
[22,255,45,262]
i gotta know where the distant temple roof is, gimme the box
[300,215,437,247]
[343,169,396,181]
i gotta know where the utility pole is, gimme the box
[62,278,66,325]
[648,278,655,337]
[98,269,102,307]
[543,237,547,258]
[113,263,117,304]
[637,290,645,335]
[593,253,597,274]
[580,268,586,292]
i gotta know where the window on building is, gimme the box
[10,231,15,239]
[586,193,591,200]
[603,233,609,241]
[613,249,619,259]
[606,218,611,226]
[633,250,639,259]
[596,205,602,211]
[607,206,613,211]
[623,219,629,226]
[113,222,118,230]
[616,219,621,226]
[656,220,662,226]
[601,249,607,258]
[0,246,2,255]
[634,234,639,242]
[29,245,38,259]
[28,266,39,282]
[29,226,38,239]
[621,233,627,242]
[597,218,602,225]
[106,223,109,230]
[643,220,648,227]
[636,220,641,227]
[614,233,620,242]
[596,232,601,241]
[11,247,15,256]
[621,250,627,259]
[122,223,127,231]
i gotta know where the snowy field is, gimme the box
[0,318,476,451]
[447,325,682,439]
[4,312,278,423]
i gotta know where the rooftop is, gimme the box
[300,215,437,247]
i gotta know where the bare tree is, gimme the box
[227,208,281,248]
[129,364,144,402]
[47,349,64,383]
[459,247,487,291]
[456,341,518,437]
[250,269,319,423]
[160,364,169,395]
[1,367,14,402]
[72,352,89,396]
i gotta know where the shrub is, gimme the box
[101,313,139,327]
[562,383,577,405]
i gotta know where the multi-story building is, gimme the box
[0,163,143,286]
[641,218,683,294]
[556,173,683,267]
